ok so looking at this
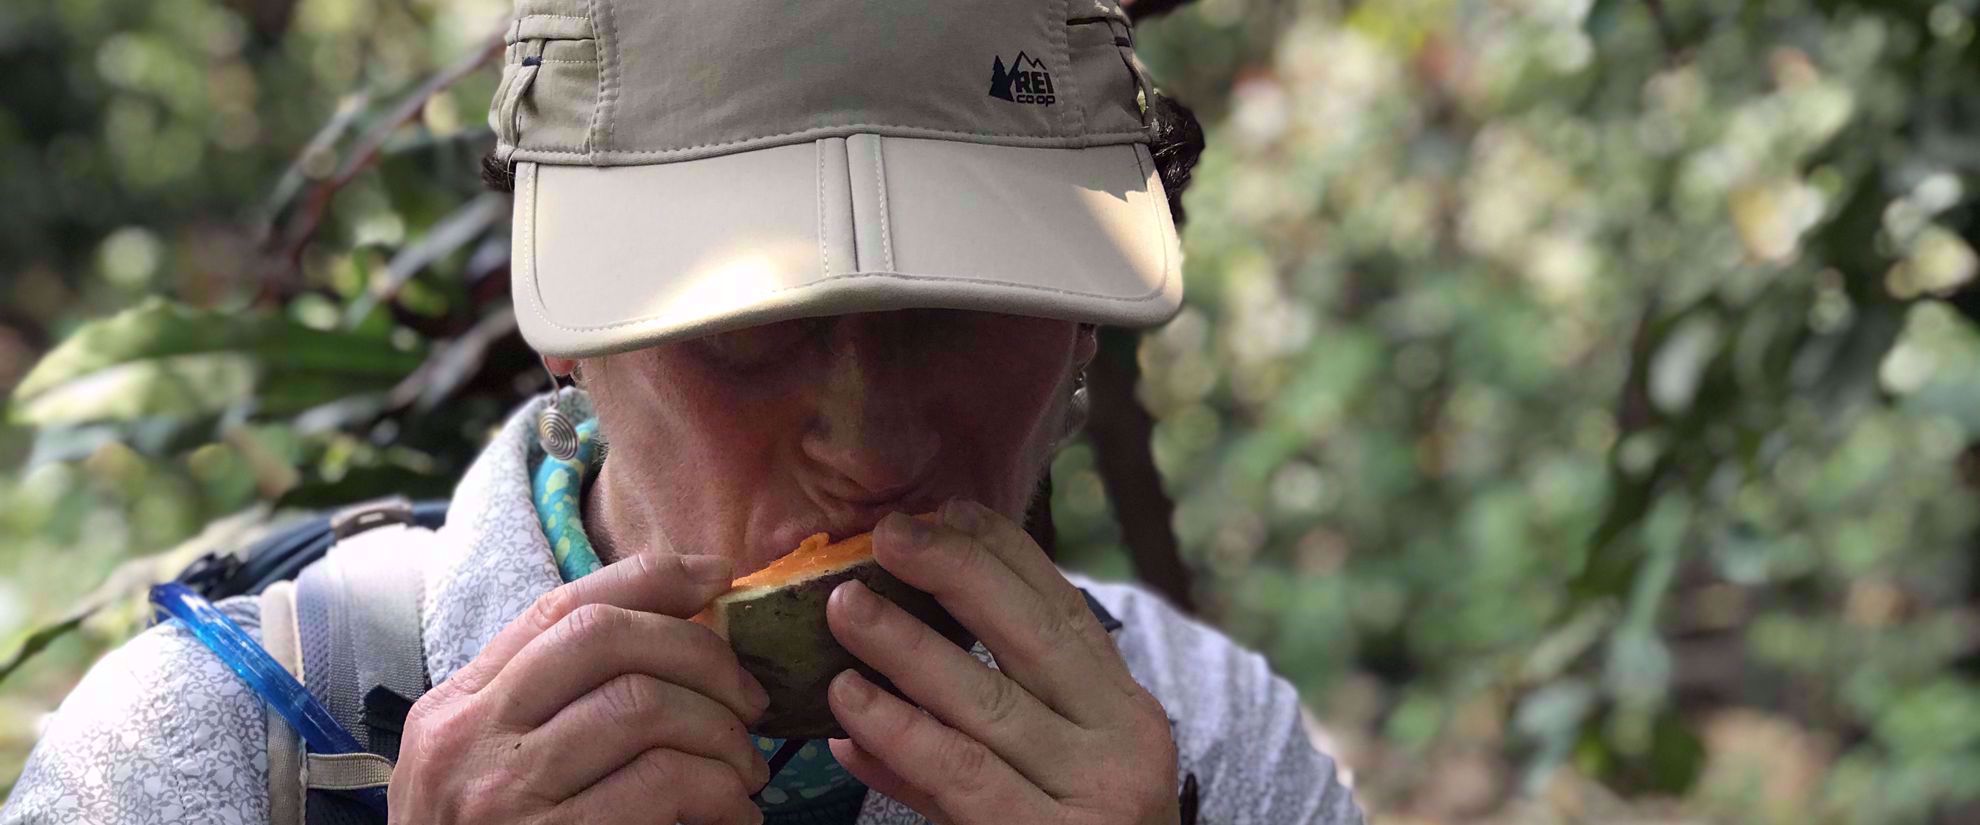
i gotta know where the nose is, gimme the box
[799,314,941,503]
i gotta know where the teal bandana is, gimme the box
[529,417,864,815]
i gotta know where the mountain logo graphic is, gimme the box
[989,51,1056,106]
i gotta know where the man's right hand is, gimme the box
[388,552,770,825]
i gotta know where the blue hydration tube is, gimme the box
[150,582,390,816]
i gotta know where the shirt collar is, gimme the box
[421,392,569,686]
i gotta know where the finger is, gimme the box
[937,500,1071,597]
[449,552,735,694]
[562,748,763,825]
[515,673,769,801]
[827,579,1079,787]
[828,738,955,825]
[871,510,1136,725]
[486,603,769,727]
[829,669,1052,822]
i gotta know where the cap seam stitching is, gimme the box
[1053,0,1086,137]
[503,126,1149,159]
[816,141,830,279]
[839,139,858,272]
[578,0,598,155]
[872,137,895,273]
[507,16,594,44]
[603,0,620,154]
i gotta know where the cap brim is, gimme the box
[512,135,1182,357]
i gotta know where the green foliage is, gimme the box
[12,298,423,425]
[1068,0,1980,821]
[3,0,1979,821]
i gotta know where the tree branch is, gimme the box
[260,28,505,303]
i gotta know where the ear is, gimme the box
[1072,324,1099,370]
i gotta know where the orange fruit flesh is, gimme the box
[728,530,875,590]
[691,515,939,637]
[727,513,938,590]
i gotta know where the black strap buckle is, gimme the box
[174,551,243,599]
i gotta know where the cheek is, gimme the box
[589,352,799,534]
[927,322,1076,508]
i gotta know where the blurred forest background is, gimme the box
[3,0,1979,821]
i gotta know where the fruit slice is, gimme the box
[694,523,974,739]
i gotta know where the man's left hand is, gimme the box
[824,500,1182,825]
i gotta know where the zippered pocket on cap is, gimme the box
[491,14,598,158]
[1065,11,1155,136]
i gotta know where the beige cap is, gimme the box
[491,0,1184,357]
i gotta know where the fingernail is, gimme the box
[831,669,875,712]
[942,499,982,534]
[680,554,734,584]
[738,664,770,714]
[884,512,931,549]
[835,580,879,621]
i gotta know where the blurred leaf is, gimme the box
[0,504,269,685]
[275,463,455,509]
[342,193,506,326]
[9,299,423,426]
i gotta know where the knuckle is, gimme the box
[630,751,685,810]
[560,602,629,644]
[1038,600,1084,647]
[972,674,1023,727]
[403,690,449,733]
[411,703,476,755]
[935,733,995,793]
[526,583,581,633]
[599,673,661,720]
[950,536,1001,582]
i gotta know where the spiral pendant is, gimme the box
[537,404,580,462]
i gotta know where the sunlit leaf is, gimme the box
[9,299,423,426]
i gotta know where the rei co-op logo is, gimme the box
[989,51,1056,106]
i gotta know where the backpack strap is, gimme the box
[259,581,307,825]
[295,524,433,757]
[292,522,435,825]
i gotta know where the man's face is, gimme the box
[567,309,1094,574]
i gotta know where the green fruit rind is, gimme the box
[705,558,975,739]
